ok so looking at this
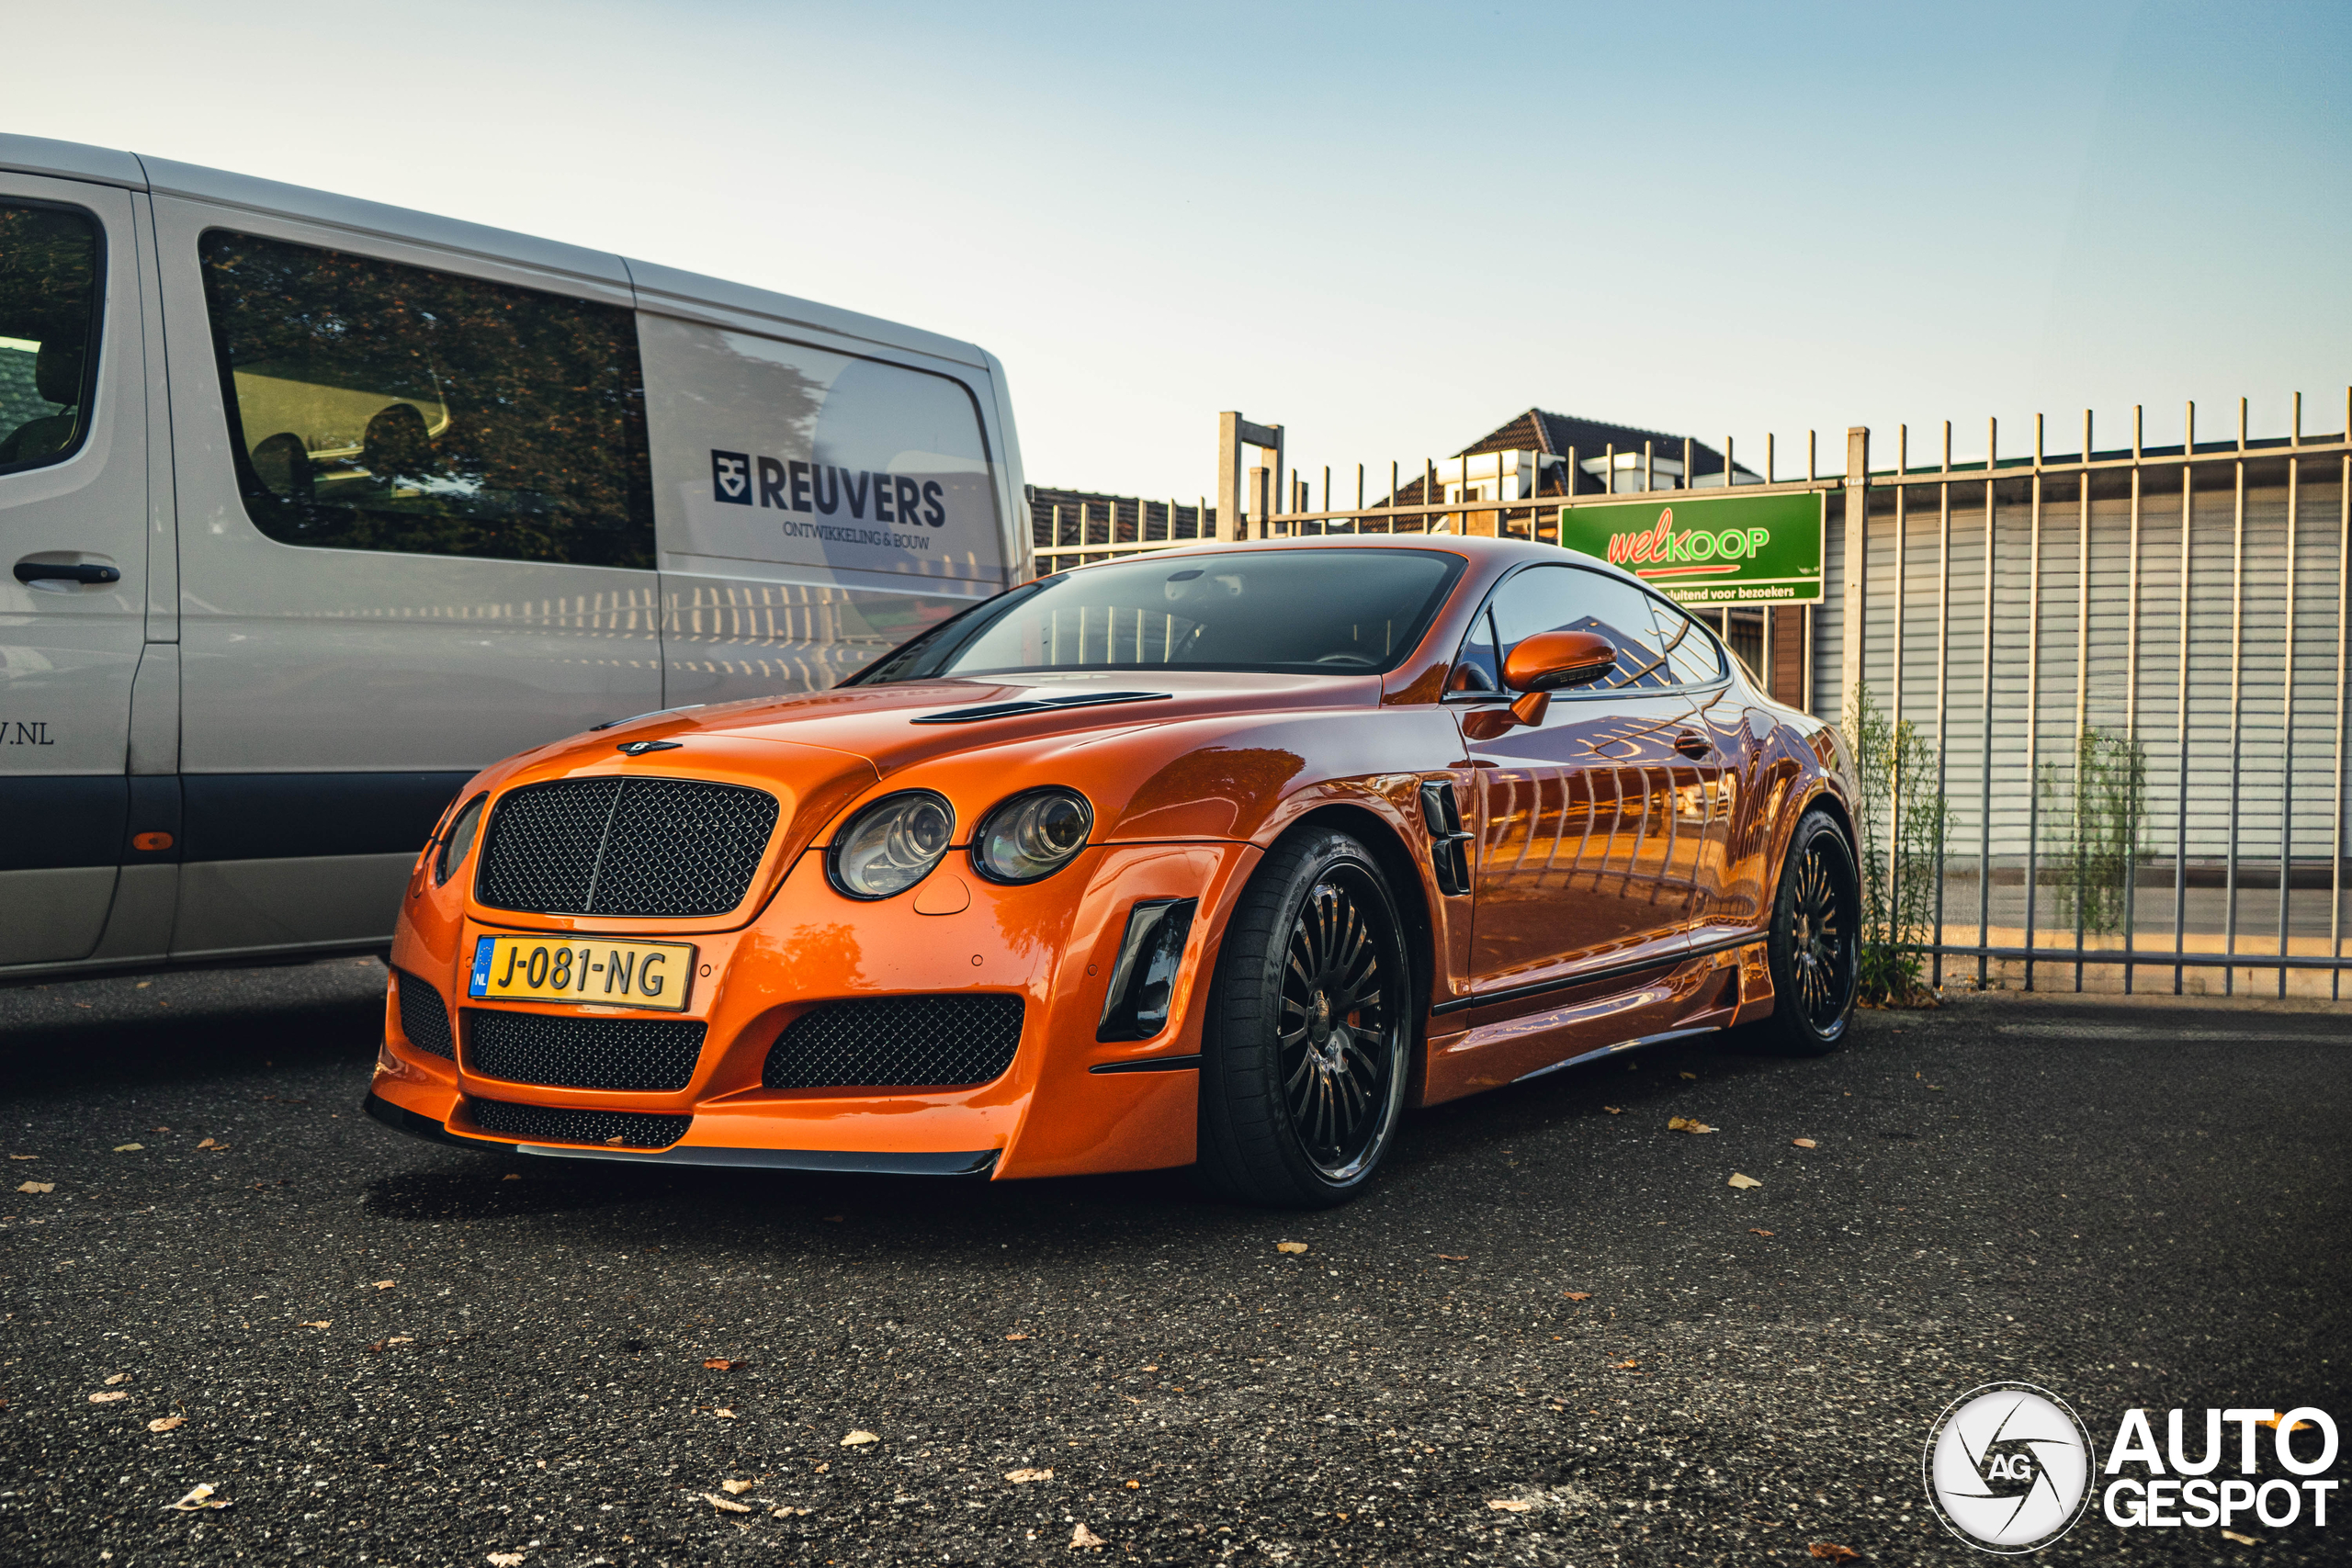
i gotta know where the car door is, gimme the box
[1453,563,1716,1001]
[0,175,150,967]
[151,198,663,961]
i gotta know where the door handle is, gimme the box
[1674,730,1713,760]
[16,558,121,586]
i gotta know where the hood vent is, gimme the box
[475,776,779,918]
[910,690,1170,725]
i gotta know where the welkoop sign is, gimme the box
[1555,489,1825,605]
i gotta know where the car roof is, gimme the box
[0,132,990,370]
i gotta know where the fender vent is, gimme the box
[763,995,1024,1090]
[466,1098,690,1149]
[393,969,456,1059]
[1420,779,1474,896]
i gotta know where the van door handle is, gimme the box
[16,558,121,586]
[1674,730,1712,759]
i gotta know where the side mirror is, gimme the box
[1502,629,1617,693]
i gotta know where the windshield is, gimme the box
[849,548,1464,684]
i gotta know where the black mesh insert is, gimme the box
[475,777,779,918]
[393,969,456,1059]
[463,1009,706,1092]
[763,995,1025,1091]
[467,1098,691,1149]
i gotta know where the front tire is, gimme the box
[1197,829,1411,1208]
[1758,807,1860,1055]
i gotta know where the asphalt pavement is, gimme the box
[3,959,2346,1567]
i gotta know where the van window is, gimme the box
[198,231,654,569]
[0,202,102,475]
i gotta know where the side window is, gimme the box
[198,231,654,568]
[1650,599,1725,683]
[1485,564,1680,691]
[0,202,102,475]
[1449,605,1499,692]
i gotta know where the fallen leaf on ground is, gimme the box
[372,1280,395,1290]
[387,1336,413,1345]
[2256,1415,2312,1432]
[89,1391,129,1403]
[196,1138,220,1149]
[1487,1498,1534,1512]
[16,1181,52,1194]
[1727,1173,1763,1190]
[1070,1521,1105,1550]
[1808,1544,1860,1562]
[772,1506,813,1517]
[813,1461,829,1472]
[1611,1359,1638,1370]
[487,1554,526,1567]
[841,1430,878,1447]
[712,1408,737,1418]
[105,1372,130,1385]
[163,1483,230,1512]
[1436,1254,1467,1261]
[1679,1071,1698,1080]
[1275,1241,1308,1254]
[1125,1479,1140,1489]
[114,1143,144,1152]
[1667,1117,1717,1134]
[1603,1106,1623,1114]
[1005,1468,1054,1483]
[704,1358,742,1371]
[7,1154,33,1160]
[502,1173,520,1180]
[300,1321,331,1329]
[1004,1333,1031,1341]
[148,1416,185,1432]
[1562,1292,1592,1302]
[2222,1529,2259,1544]
[1750,1228,1776,1237]
[701,1493,752,1514]
[720,1479,755,1495]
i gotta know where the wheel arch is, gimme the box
[1266,802,1437,1034]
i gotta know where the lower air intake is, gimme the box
[463,1010,706,1092]
[763,994,1025,1091]
[466,1098,690,1149]
[394,969,455,1059]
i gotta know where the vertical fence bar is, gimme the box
[2224,416,2247,994]
[2334,423,2349,1000]
[2173,403,2194,994]
[1978,417,1999,988]
[1767,434,1775,485]
[2023,415,2045,990]
[1933,421,1952,989]
[2073,411,2094,990]
[1890,426,1907,961]
[2123,407,2144,992]
[2279,443,2299,994]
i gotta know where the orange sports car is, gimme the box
[367,536,1860,1207]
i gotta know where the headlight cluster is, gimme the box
[826,787,1093,900]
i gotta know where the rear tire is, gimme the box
[1758,807,1859,1055]
[1197,829,1410,1208]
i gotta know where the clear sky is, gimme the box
[16,1,2349,501]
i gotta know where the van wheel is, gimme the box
[1758,808,1859,1055]
[1197,829,1410,1208]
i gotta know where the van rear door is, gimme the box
[0,170,149,968]
[148,191,663,962]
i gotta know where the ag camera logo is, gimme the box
[1923,1382,2095,1552]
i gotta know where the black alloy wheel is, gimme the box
[1758,807,1859,1055]
[1199,829,1411,1207]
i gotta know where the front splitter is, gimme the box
[361,1091,1000,1177]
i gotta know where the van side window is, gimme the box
[198,231,654,569]
[0,202,103,475]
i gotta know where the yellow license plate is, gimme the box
[468,935,695,1011]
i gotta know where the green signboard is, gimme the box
[1556,490,1825,605]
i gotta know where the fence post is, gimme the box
[1840,427,1870,728]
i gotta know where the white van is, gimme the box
[0,134,1031,978]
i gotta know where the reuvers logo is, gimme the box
[1923,1382,2096,1552]
[711,449,752,505]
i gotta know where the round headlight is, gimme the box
[828,791,955,899]
[435,794,485,886]
[971,788,1093,885]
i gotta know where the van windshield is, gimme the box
[850,548,1464,682]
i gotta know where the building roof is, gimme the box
[1459,408,1755,495]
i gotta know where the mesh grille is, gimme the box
[763,995,1025,1091]
[475,777,779,918]
[467,1097,691,1149]
[463,1009,706,1092]
[393,969,455,1059]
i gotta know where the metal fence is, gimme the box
[1029,394,2350,998]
